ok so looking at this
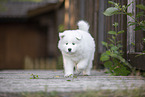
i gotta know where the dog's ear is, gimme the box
[59,33,65,39]
[76,35,82,41]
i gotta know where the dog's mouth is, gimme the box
[66,51,75,55]
[67,51,73,54]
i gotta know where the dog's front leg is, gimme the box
[63,56,74,77]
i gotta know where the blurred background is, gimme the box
[0,0,144,70]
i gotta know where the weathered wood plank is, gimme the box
[98,0,105,53]
[64,0,70,29]
[127,0,136,53]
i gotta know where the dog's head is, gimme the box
[58,30,82,54]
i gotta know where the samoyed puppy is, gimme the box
[58,20,95,77]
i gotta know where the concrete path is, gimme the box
[0,70,145,93]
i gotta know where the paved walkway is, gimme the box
[0,70,145,93]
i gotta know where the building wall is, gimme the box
[0,23,47,69]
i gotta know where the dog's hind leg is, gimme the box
[83,62,92,76]
[83,51,94,76]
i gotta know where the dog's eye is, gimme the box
[72,43,75,45]
[66,43,68,45]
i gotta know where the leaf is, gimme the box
[128,22,137,26]
[126,13,133,17]
[126,1,134,8]
[117,41,122,44]
[117,44,123,48]
[101,41,108,47]
[143,38,145,42]
[73,75,77,78]
[100,53,110,61]
[106,51,111,55]
[112,58,119,64]
[109,39,115,43]
[118,30,124,34]
[136,4,145,10]
[69,74,73,77]
[112,36,116,40]
[112,12,123,15]
[113,64,131,76]
[58,24,64,32]
[108,1,116,5]
[110,53,118,58]
[136,12,144,18]
[104,61,113,68]
[134,26,142,31]
[113,22,118,27]
[141,27,145,31]
[111,55,133,70]
[111,46,118,51]
[108,44,114,47]
[103,7,119,16]
[67,80,71,81]
[139,24,145,31]
[131,42,135,46]
[55,76,60,77]
[114,51,119,55]
[108,31,116,35]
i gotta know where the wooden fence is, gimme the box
[64,0,145,69]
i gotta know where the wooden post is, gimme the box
[98,0,105,53]
[70,0,75,29]
[80,0,85,19]
[64,0,70,29]
[97,0,105,69]
[127,0,136,53]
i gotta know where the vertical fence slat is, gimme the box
[98,0,105,53]
[127,0,136,53]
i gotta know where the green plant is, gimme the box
[100,22,132,76]
[66,74,78,81]
[30,73,39,79]
[56,55,63,69]
[58,24,65,32]
[101,1,145,75]
[103,1,145,55]
[57,24,65,69]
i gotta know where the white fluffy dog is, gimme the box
[58,20,95,77]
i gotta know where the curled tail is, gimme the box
[77,20,89,32]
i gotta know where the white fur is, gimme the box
[58,20,95,77]
[77,20,89,32]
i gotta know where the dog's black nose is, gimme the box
[68,48,72,52]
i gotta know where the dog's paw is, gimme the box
[64,74,73,78]
[83,74,90,76]
[83,72,90,76]
[74,71,82,76]
[83,69,91,76]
